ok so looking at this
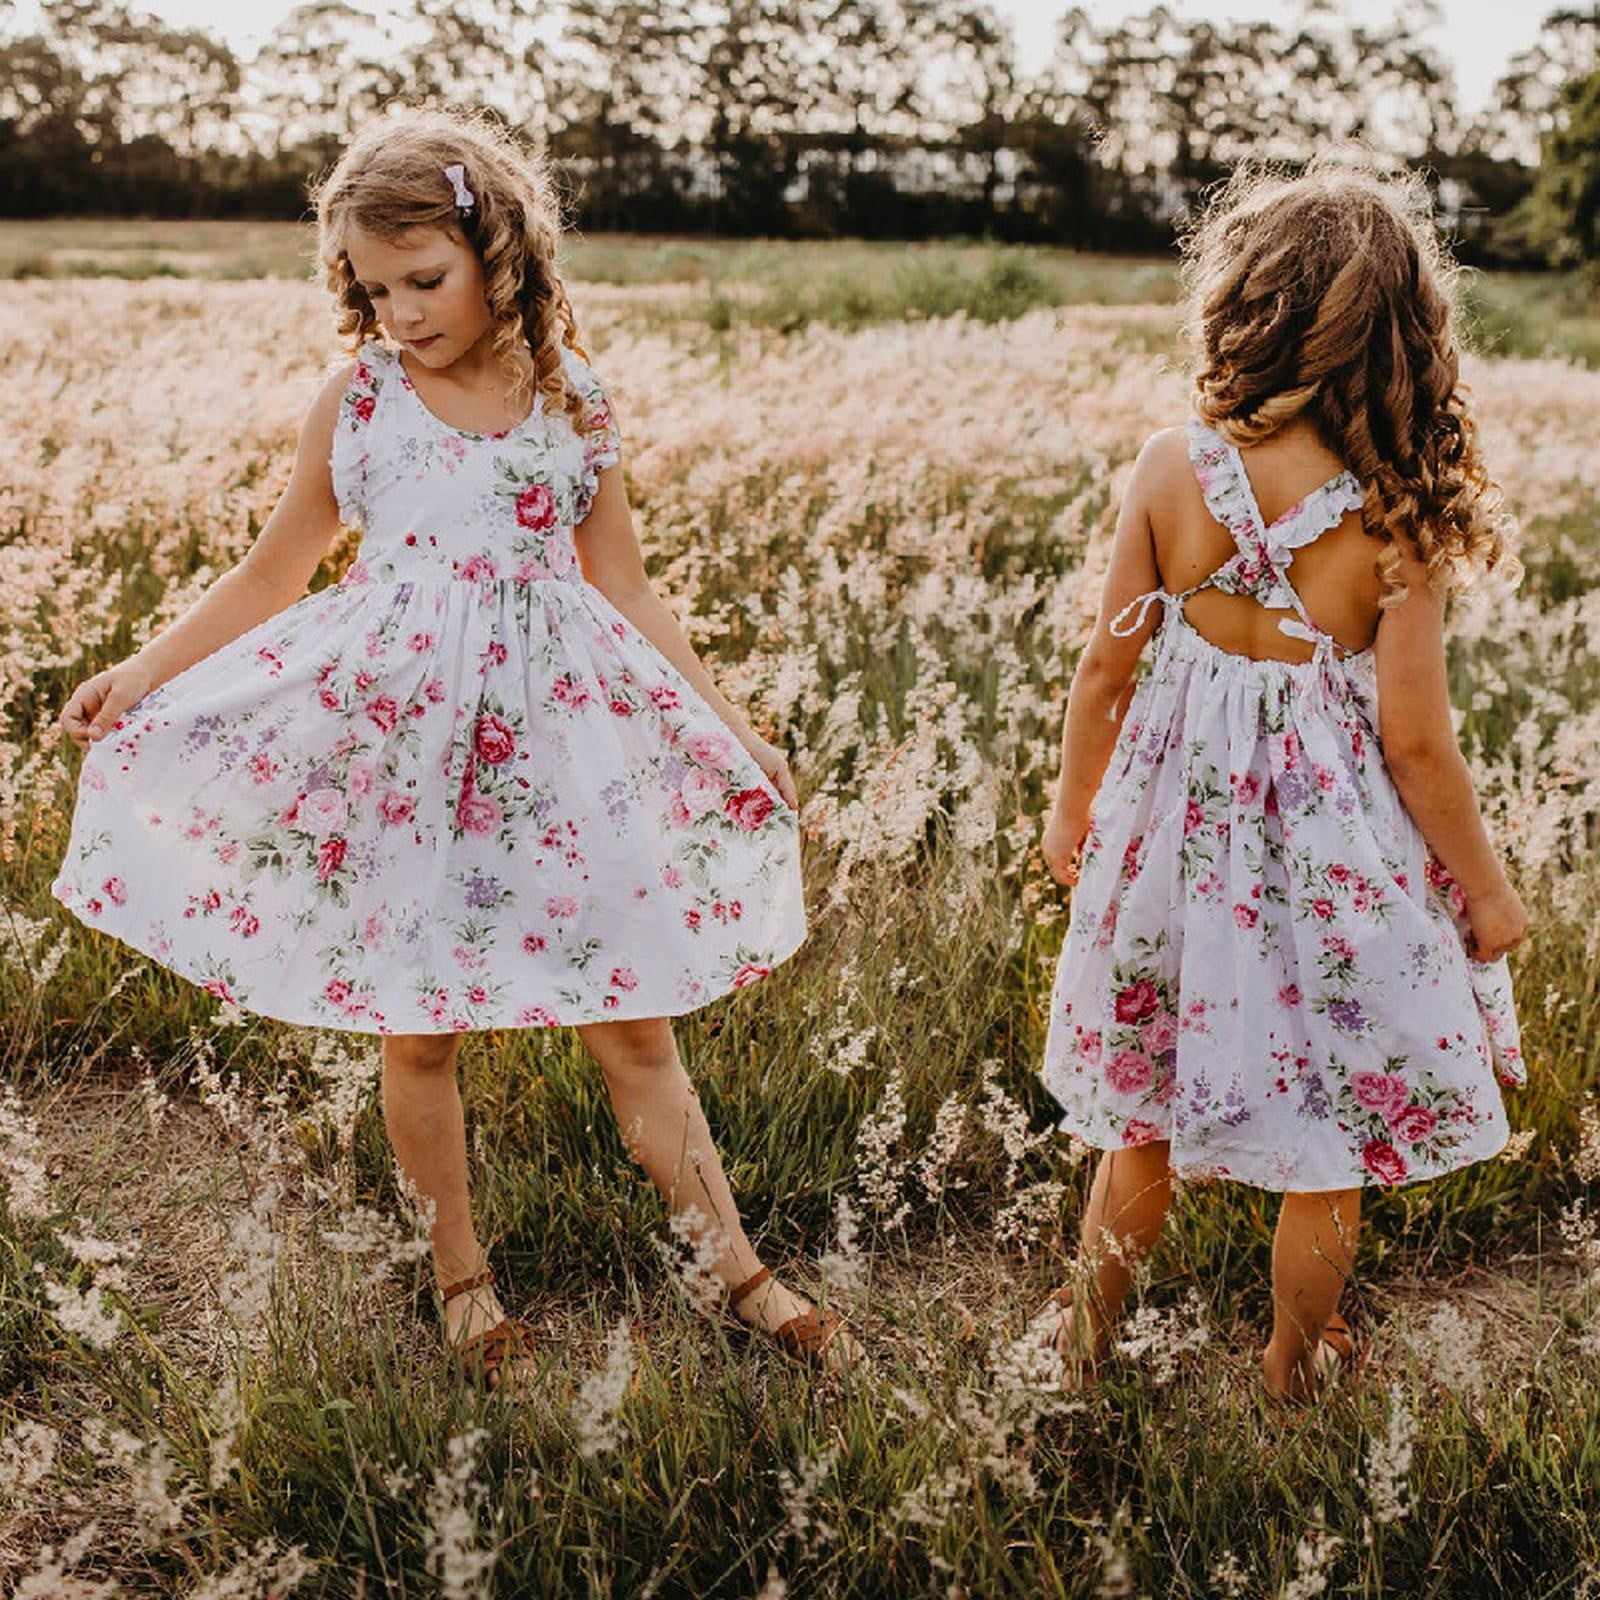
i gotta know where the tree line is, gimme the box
[2,0,1597,263]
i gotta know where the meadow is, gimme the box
[1,234,1598,1597]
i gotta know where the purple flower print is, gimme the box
[465,873,505,909]
[1275,769,1310,812]
[1326,999,1367,1033]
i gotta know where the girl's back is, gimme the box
[1144,422,1387,663]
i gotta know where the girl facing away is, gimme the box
[1035,158,1528,1403]
[52,108,857,1385]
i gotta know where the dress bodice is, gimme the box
[329,340,621,590]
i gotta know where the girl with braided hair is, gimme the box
[1034,156,1527,1403]
[53,107,856,1385]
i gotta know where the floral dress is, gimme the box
[52,341,805,1034]
[1041,417,1523,1191]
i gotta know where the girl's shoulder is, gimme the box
[557,340,609,401]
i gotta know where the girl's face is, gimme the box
[343,224,493,369]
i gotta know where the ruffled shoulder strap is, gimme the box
[1185,416,1263,552]
[558,343,621,521]
[329,341,394,530]
[1265,473,1366,552]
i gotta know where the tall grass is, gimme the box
[1,277,1598,1595]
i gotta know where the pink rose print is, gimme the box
[407,631,435,652]
[347,759,377,798]
[1361,1139,1409,1183]
[315,837,347,883]
[1077,1028,1103,1065]
[684,908,702,929]
[1123,1119,1162,1147]
[1114,979,1160,1025]
[1389,1105,1438,1145]
[299,787,349,837]
[1276,983,1302,1007]
[1351,1071,1411,1121]
[515,482,557,531]
[725,788,775,830]
[102,876,127,906]
[318,687,341,712]
[474,714,516,765]
[1311,898,1335,921]
[661,866,682,888]
[378,791,415,826]
[685,730,733,767]
[1233,903,1259,929]
[610,967,639,991]
[546,896,578,919]
[456,791,502,836]
[366,696,399,734]
[353,393,375,424]
[553,675,591,710]
[460,553,498,583]
[424,679,447,704]
[680,768,725,817]
[609,697,633,717]
[1184,798,1205,835]
[202,978,238,1004]
[731,963,770,989]
[522,932,547,953]
[1140,1012,1178,1054]
[1105,1049,1154,1095]
[516,1006,560,1027]
[354,669,375,693]
[325,977,353,1005]
[649,685,681,711]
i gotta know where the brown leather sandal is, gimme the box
[439,1266,537,1390]
[726,1266,859,1371]
[1311,1310,1359,1387]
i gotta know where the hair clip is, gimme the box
[442,163,475,213]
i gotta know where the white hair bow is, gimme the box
[442,163,475,212]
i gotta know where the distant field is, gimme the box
[5,217,1596,362]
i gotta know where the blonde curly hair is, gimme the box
[311,107,598,441]
[1181,154,1519,603]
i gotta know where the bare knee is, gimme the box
[580,1016,679,1085]
[383,1033,463,1074]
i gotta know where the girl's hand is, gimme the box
[742,733,799,811]
[60,660,154,750]
[1042,804,1089,887]
[1464,879,1529,963]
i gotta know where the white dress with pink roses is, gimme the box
[1041,417,1523,1191]
[52,341,806,1034]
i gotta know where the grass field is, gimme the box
[1,235,1598,1597]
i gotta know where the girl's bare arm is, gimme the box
[61,368,349,747]
[574,465,798,807]
[1043,436,1167,881]
[1374,542,1528,960]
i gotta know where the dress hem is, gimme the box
[51,880,807,1037]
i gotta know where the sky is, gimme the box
[85,0,1557,115]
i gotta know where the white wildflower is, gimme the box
[915,1093,969,1205]
[1575,1095,1600,1183]
[84,1422,191,1543]
[0,1084,52,1221]
[0,1417,59,1496]
[778,1443,838,1559]
[1086,1501,1138,1598]
[994,1178,1068,1256]
[40,1274,124,1350]
[425,1428,496,1600]
[977,1059,1053,1196]
[1362,1391,1416,1531]
[219,1183,280,1327]
[855,1067,910,1230]
[751,1567,788,1600]
[1499,1127,1536,1162]
[1410,1301,1485,1397]
[11,1525,118,1600]
[573,1319,635,1460]
[817,1193,866,1292]
[1280,1505,1341,1599]
[654,1204,731,1314]
[303,1033,382,1149]
[0,906,71,987]
[189,1538,314,1600]
[209,1383,245,1490]
[320,1204,432,1289]
[1114,1289,1209,1386]
[1210,1549,1249,1597]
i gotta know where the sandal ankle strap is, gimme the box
[439,1266,495,1303]
[726,1265,772,1308]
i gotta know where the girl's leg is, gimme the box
[1052,1141,1175,1360]
[1262,1188,1361,1399]
[576,1016,817,1337]
[380,1033,514,1354]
